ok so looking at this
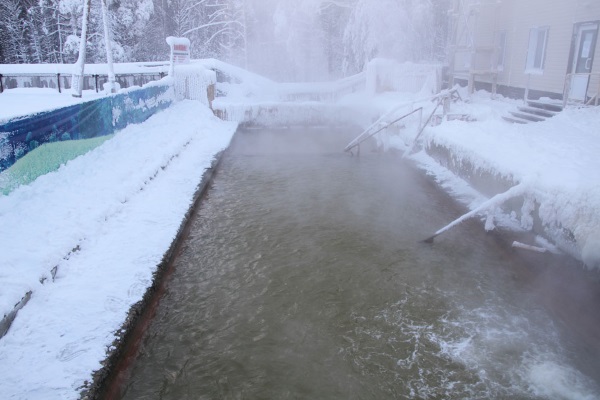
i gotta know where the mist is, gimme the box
[235,0,450,81]
[0,0,449,82]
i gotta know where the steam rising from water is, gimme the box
[121,128,600,400]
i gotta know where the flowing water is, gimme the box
[119,128,600,399]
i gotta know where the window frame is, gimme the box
[496,30,507,71]
[525,26,549,74]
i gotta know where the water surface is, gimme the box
[120,128,600,399]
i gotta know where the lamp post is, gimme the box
[71,0,91,97]
[101,0,118,93]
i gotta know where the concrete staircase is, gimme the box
[502,100,563,124]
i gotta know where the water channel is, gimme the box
[118,128,600,399]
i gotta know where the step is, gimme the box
[509,111,546,122]
[517,106,557,118]
[502,115,529,124]
[527,100,563,112]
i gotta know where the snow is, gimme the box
[0,61,169,76]
[0,100,236,399]
[0,88,105,121]
[1,58,600,398]
[380,89,600,267]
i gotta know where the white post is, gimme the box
[101,0,117,93]
[71,0,91,98]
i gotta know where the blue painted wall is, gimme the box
[0,83,174,172]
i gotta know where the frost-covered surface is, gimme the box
[0,61,169,75]
[0,88,105,120]
[365,58,441,96]
[172,64,216,105]
[377,89,600,268]
[196,58,279,101]
[0,100,237,399]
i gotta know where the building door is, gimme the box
[569,22,598,101]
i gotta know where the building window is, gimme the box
[526,27,549,73]
[496,31,507,71]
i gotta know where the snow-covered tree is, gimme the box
[342,0,448,74]
[0,0,31,63]
[0,0,449,83]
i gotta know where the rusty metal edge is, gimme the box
[79,142,232,400]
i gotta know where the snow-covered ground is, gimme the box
[0,100,236,399]
[0,64,599,398]
[0,88,105,121]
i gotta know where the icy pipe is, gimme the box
[423,182,529,243]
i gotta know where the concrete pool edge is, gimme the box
[80,148,228,400]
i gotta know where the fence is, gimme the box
[0,82,174,173]
[0,73,166,93]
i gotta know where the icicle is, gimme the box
[520,194,535,230]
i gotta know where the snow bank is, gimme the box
[0,100,237,399]
[426,104,600,266]
[378,89,600,268]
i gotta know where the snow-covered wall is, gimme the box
[0,80,174,173]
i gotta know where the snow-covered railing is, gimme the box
[366,59,443,96]
[344,107,423,154]
[0,62,170,93]
[277,72,366,102]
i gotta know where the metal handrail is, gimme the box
[0,72,166,94]
[563,72,600,108]
[343,107,423,153]
[343,87,461,154]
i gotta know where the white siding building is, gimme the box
[448,0,600,105]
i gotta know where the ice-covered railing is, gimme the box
[366,58,442,96]
[199,59,368,125]
[196,58,366,103]
[195,58,279,101]
[277,72,366,102]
